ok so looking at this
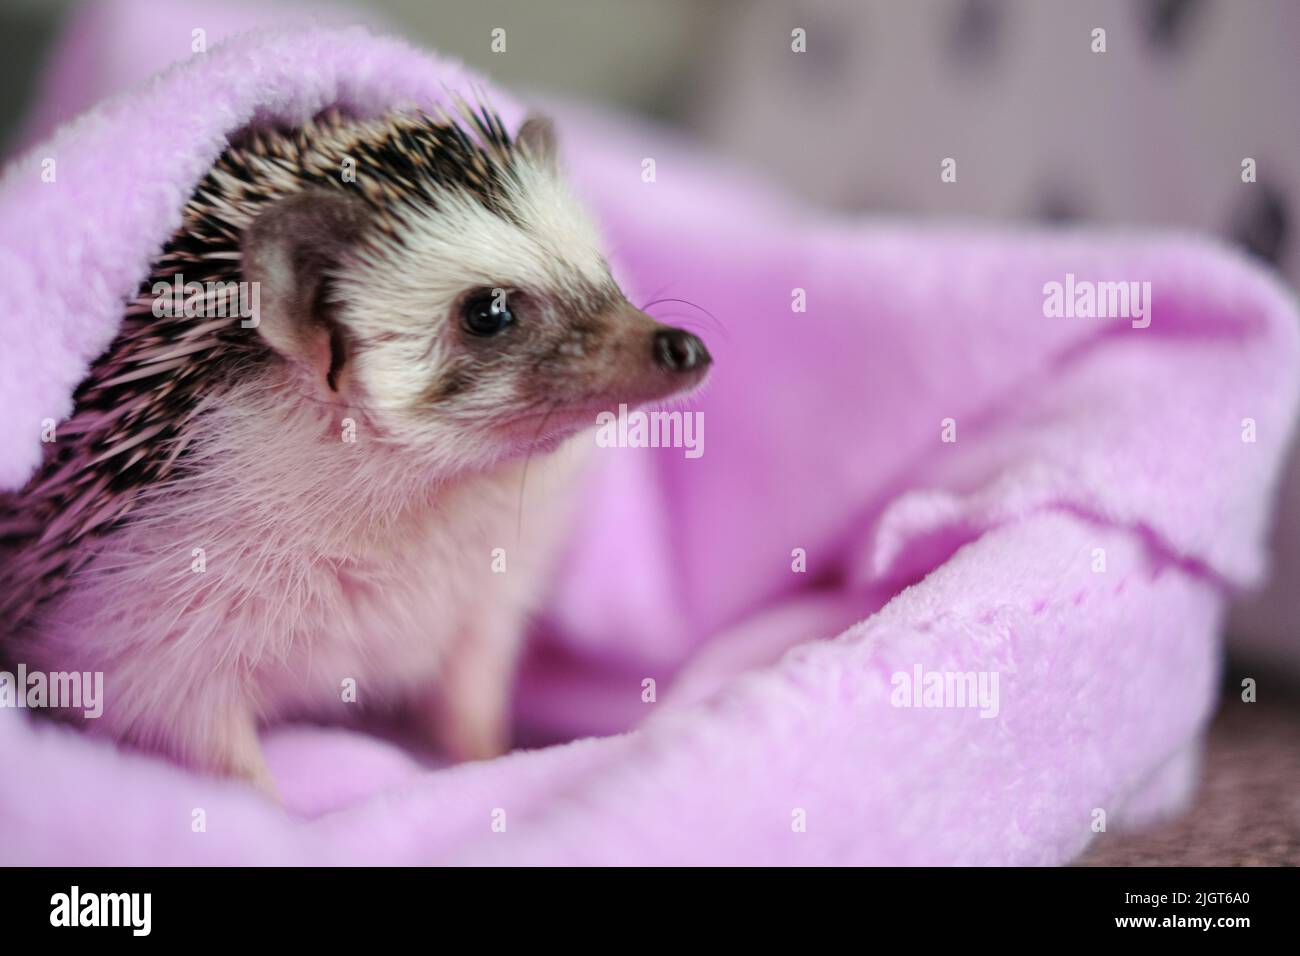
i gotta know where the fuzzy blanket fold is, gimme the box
[2,23,1297,865]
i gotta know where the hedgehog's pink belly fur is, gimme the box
[18,441,586,776]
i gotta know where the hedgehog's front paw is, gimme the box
[421,682,510,763]
[443,705,509,764]
[174,703,279,802]
[418,639,514,763]
[223,743,281,803]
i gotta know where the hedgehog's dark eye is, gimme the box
[461,290,515,337]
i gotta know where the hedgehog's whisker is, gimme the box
[515,398,561,543]
[640,296,729,341]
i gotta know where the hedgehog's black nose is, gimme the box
[654,328,711,373]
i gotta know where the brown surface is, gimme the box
[1076,669,1300,866]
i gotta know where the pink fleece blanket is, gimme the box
[2,23,1298,865]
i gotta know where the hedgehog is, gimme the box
[0,101,711,793]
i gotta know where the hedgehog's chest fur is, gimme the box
[32,434,561,721]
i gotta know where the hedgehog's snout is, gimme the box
[653,328,711,375]
[603,310,711,404]
[528,306,710,416]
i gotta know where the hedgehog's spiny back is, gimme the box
[0,104,523,632]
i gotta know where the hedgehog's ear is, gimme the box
[242,190,370,393]
[517,114,557,170]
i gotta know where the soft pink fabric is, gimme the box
[2,21,1297,865]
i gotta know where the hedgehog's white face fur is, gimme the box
[245,113,711,478]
